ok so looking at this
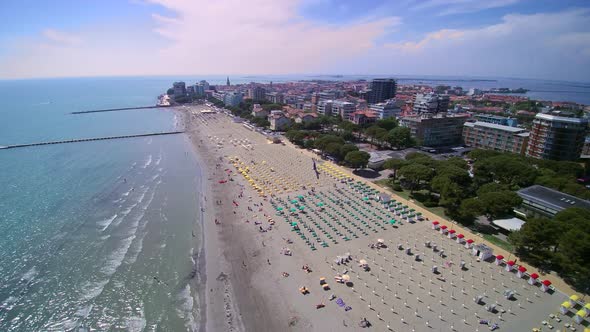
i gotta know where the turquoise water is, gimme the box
[0,78,202,331]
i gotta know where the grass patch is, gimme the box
[373,180,449,220]
[482,234,514,252]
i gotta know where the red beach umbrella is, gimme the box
[432,221,440,225]
[496,255,504,260]
[466,239,474,244]
[457,234,465,239]
[507,261,515,266]
[542,280,552,286]
[518,266,527,272]
[441,225,448,230]
[530,273,539,279]
[449,229,456,234]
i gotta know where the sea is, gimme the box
[0,75,587,331]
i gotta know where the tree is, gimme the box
[398,164,434,193]
[340,144,359,160]
[383,158,407,180]
[325,142,344,159]
[166,88,174,96]
[375,118,398,131]
[387,127,413,149]
[509,217,561,269]
[478,190,522,219]
[344,151,370,170]
[457,198,483,225]
[315,135,344,152]
[476,182,510,196]
[474,155,536,188]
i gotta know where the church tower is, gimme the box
[226,76,230,86]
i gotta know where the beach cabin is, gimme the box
[440,225,448,235]
[575,310,586,324]
[540,280,552,292]
[528,273,539,285]
[447,229,456,239]
[456,233,465,244]
[505,260,515,272]
[465,239,474,249]
[472,244,493,261]
[569,294,580,306]
[431,221,440,230]
[495,255,504,266]
[516,266,527,278]
[560,301,572,314]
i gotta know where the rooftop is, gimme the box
[464,121,527,133]
[535,113,588,124]
[517,185,590,212]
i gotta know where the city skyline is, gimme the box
[1,0,590,81]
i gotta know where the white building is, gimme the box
[370,99,402,119]
[268,111,290,131]
[317,100,333,116]
[223,91,243,107]
[332,100,356,120]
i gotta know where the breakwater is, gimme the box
[0,131,183,150]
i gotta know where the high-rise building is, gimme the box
[249,86,266,101]
[265,92,284,104]
[317,100,333,116]
[362,78,397,104]
[199,80,210,91]
[463,121,529,155]
[223,91,243,107]
[400,113,470,147]
[526,112,588,161]
[172,82,186,98]
[413,93,450,113]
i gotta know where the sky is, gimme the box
[0,0,589,81]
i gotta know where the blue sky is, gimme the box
[1,0,589,80]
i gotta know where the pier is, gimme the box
[71,105,171,114]
[0,131,184,150]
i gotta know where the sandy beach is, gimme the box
[181,105,588,332]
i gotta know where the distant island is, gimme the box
[486,87,529,94]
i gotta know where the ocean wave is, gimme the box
[20,266,38,283]
[80,279,110,302]
[176,284,197,331]
[0,296,18,311]
[143,155,153,169]
[97,214,118,232]
[155,154,162,166]
[125,303,146,332]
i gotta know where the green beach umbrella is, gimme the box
[363,197,369,201]
[317,202,324,207]
[276,207,283,211]
[297,195,304,199]
[299,206,305,210]
[291,221,298,226]
[290,208,297,212]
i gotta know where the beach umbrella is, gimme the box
[276,207,283,211]
[377,239,384,244]
[342,274,351,282]
[363,197,369,201]
[297,195,304,199]
[359,259,367,265]
[290,208,297,212]
[291,199,298,204]
[291,222,298,226]
[299,206,305,210]
[317,202,324,207]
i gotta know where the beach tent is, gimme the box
[560,301,572,314]
[447,229,456,239]
[456,233,465,244]
[540,280,552,292]
[575,310,586,324]
[495,255,504,266]
[472,244,493,261]
[440,225,448,235]
[465,239,474,249]
[505,260,515,272]
[584,303,590,316]
[528,273,539,285]
[569,294,580,306]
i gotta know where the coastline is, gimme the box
[176,104,579,332]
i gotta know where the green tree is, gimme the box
[383,158,407,180]
[166,88,174,95]
[476,182,510,196]
[375,118,398,131]
[478,190,522,219]
[387,127,413,149]
[457,198,483,225]
[315,135,344,152]
[325,142,344,159]
[344,151,370,170]
[509,217,561,268]
[398,163,434,193]
[340,144,359,160]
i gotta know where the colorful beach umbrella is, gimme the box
[276,207,283,211]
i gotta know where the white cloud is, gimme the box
[41,29,82,45]
[355,9,590,81]
[412,0,521,15]
[0,0,398,78]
